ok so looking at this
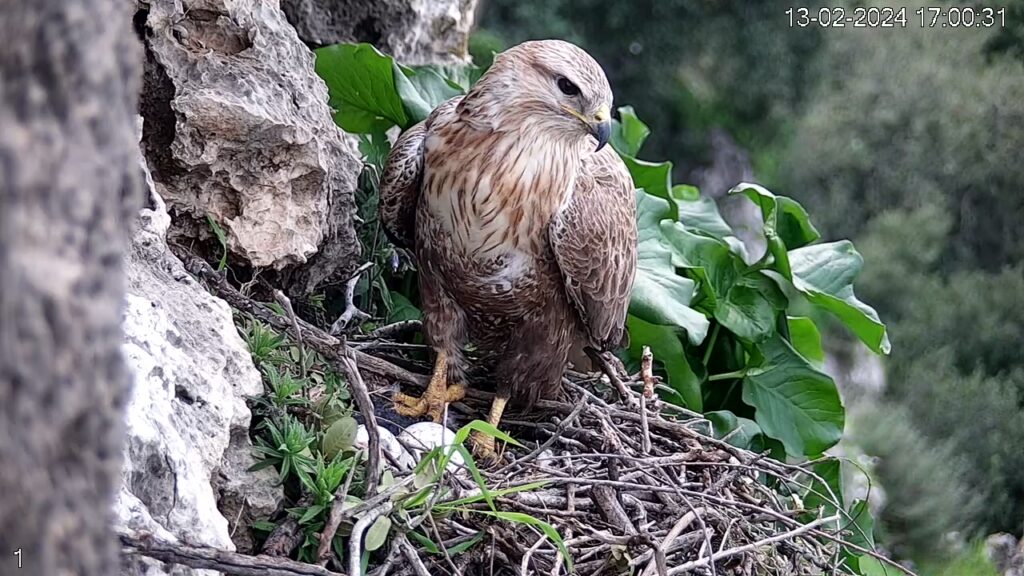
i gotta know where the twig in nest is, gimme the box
[593,485,637,536]
[666,514,840,575]
[586,348,634,404]
[641,346,656,398]
[521,532,550,576]
[348,501,393,576]
[368,319,422,339]
[339,351,381,495]
[498,394,588,474]
[274,290,306,379]
[329,261,374,335]
[397,533,432,576]
[119,530,344,576]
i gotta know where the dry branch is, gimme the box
[120,530,345,576]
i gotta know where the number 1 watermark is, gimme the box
[13,548,21,568]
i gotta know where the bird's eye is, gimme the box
[557,76,580,96]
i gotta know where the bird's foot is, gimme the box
[469,430,502,466]
[393,383,466,423]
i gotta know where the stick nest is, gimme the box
[141,258,887,576]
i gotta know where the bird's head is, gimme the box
[464,40,614,151]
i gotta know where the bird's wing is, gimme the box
[379,97,462,248]
[549,147,638,350]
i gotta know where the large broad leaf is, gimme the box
[394,64,464,124]
[387,290,422,323]
[672,185,735,238]
[315,44,408,132]
[627,315,702,410]
[730,183,820,278]
[788,316,824,366]
[742,336,845,456]
[610,106,650,157]
[716,284,778,342]
[661,222,778,342]
[622,156,674,209]
[786,242,891,355]
[705,410,762,449]
[730,183,819,248]
[630,192,709,344]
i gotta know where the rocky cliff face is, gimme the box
[136,0,362,295]
[282,0,477,64]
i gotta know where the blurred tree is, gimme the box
[853,404,982,559]
[0,0,141,574]
[476,0,823,178]
[780,22,1024,271]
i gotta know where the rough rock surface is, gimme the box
[282,0,477,64]
[987,533,1024,576]
[136,0,361,291]
[117,187,282,575]
[691,128,765,262]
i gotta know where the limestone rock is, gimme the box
[136,0,361,291]
[282,0,477,64]
[987,533,1024,576]
[117,189,282,575]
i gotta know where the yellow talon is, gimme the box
[393,350,465,423]
[469,395,509,465]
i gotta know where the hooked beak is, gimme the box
[590,105,611,152]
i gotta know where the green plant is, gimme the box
[261,364,308,409]
[251,414,317,487]
[241,319,287,365]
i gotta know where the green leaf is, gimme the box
[622,156,673,206]
[672,186,738,240]
[315,43,408,132]
[787,316,824,366]
[394,64,463,124]
[630,192,710,344]
[447,531,486,555]
[803,459,843,517]
[251,520,278,532]
[610,106,650,157]
[439,481,550,509]
[206,215,228,271]
[786,241,891,355]
[742,336,845,456]
[322,417,358,460]
[627,315,702,410]
[856,556,890,576]
[705,410,762,449]
[845,499,876,551]
[660,221,779,341]
[408,530,441,554]
[387,291,422,323]
[716,283,778,343]
[298,504,325,525]
[468,510,572,571]
[364,515,392,552]
[730,183,820,249]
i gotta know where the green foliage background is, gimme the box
[479,0,1024,569]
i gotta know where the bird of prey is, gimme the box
[379,40,637,459]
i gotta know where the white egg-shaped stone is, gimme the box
[398,421,466,472]
[354,425,415,471]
